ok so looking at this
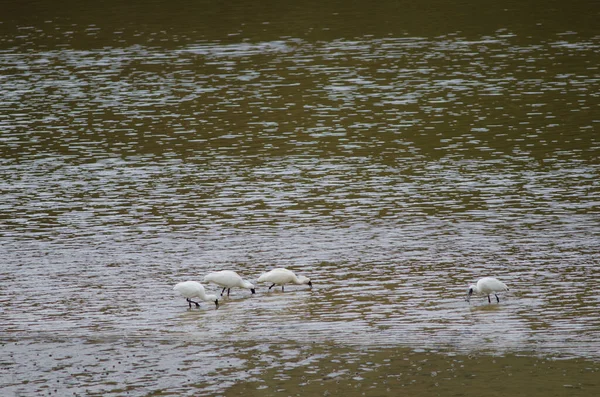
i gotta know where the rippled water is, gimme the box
[1,0,600,395]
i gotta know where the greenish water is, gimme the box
[227,344,599,397]
[1,0,599,396]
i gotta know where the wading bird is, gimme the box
[173,281,219,309]
[257,268,312,292]
[203,270,256,296]
[466,277,509,303]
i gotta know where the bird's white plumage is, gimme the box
[257,268,312,291]
[203,270,255,295]
[466,277,509,303]
[173,281,219,308]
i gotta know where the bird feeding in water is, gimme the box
[257,268,312,292]
[203,270,256,296]
[466,277,509,303]
[173,281,219,309]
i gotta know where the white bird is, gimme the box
[466,277,509,303]
[203,270,256,297]
[257,268,312,292]
[173,281,219,309]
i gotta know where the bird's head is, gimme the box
[206,293,219,308]
[242,280,255,292]
[466,285,476,302]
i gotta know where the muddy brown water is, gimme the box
[1,0,599,396]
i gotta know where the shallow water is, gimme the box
[1,0,600,395]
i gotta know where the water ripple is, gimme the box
[1,24,599,397]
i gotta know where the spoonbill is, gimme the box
[257,268,312,292]
[173,281,219,309]
[203,270,256,296]
[466,277,509,303]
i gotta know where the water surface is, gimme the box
[1,0,599,395]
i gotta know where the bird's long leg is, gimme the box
[487,295,491,303]
[495,294,500,303]
[186,298,200,308]
[221,287,227,296]
[269,284,275,290]
[227,288,231,297]
[282,285,285,292]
